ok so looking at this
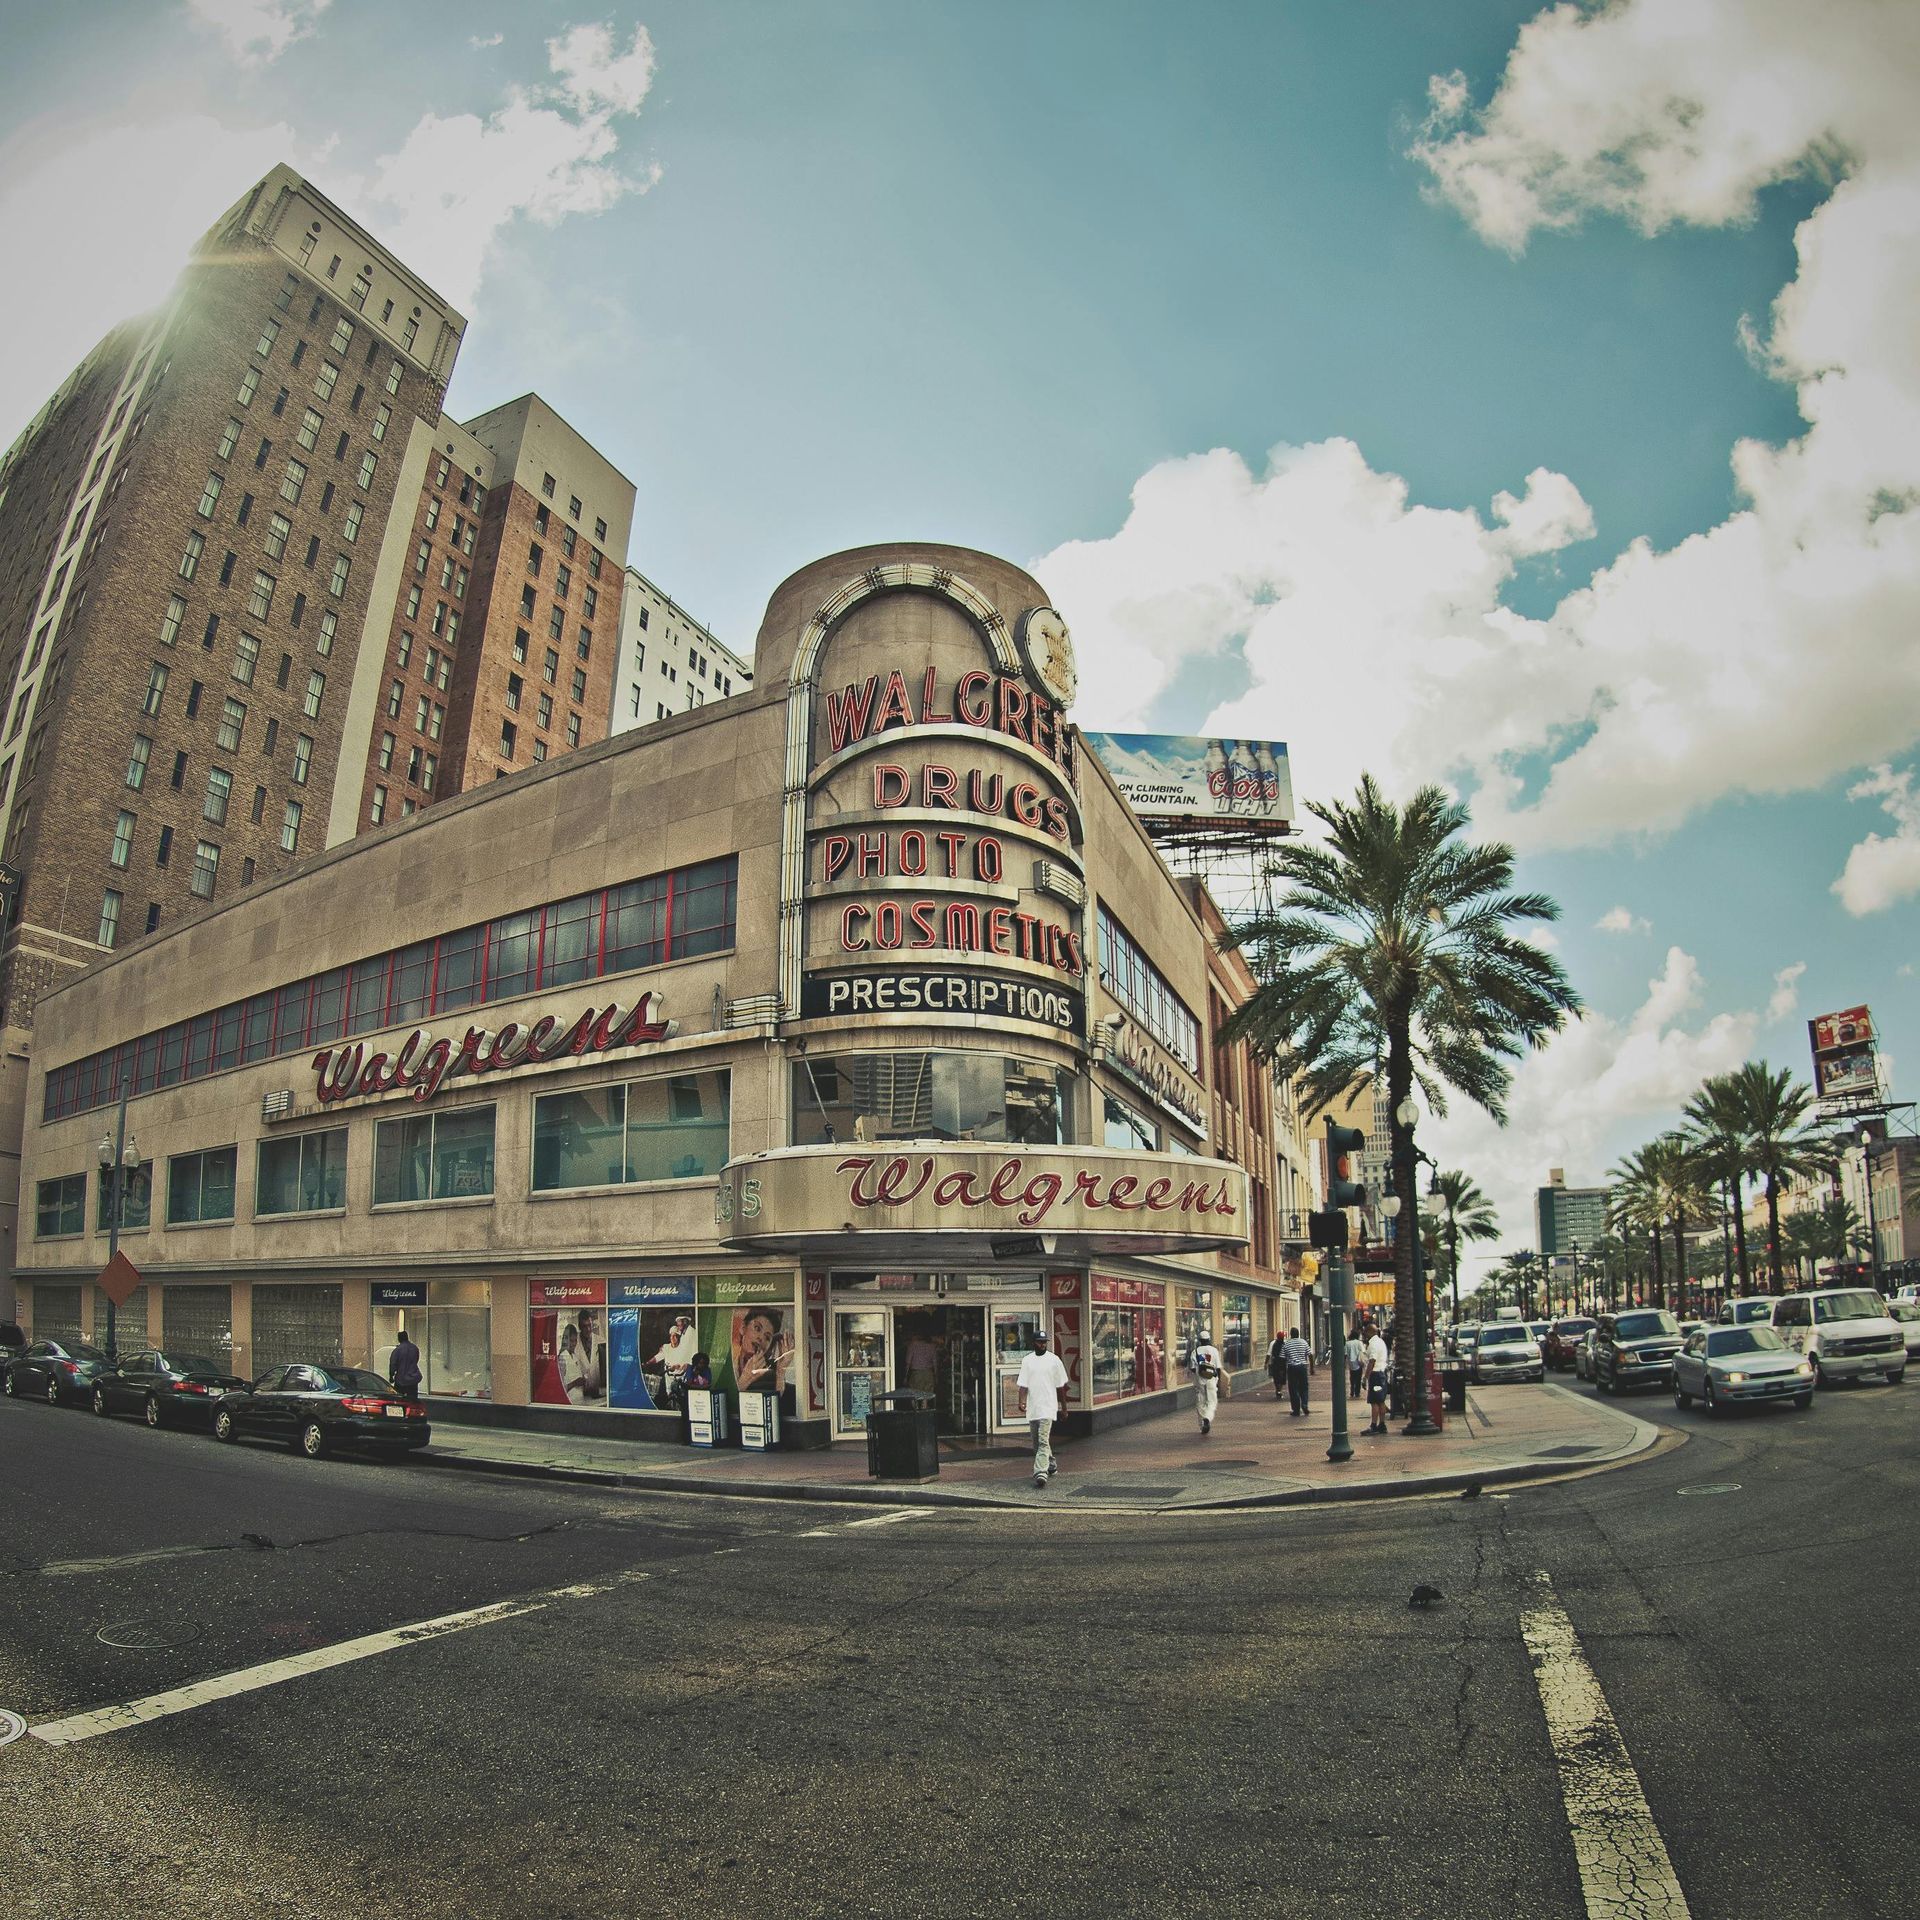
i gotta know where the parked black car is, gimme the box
[2,1338,112,1406]
[91,1349,247,1428]
[1593,1308,1684,1393]
[210,1362,431,1459]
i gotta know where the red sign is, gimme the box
[97,1248,143,1307]
[1810,1006,1874,1054]
[1048,1272,1081,1300]
[313,994,669,1106]
[1050,1304,1084,1399]
[531,1279,607,1306]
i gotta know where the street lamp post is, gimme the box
[95,1080,138,1362]
[1387,1093,1438,1438]
[1858,1127,1883,1291]
[1568,1238,1581,1317]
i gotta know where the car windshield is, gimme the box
[1814,1291,1885,1324]
[1480,1327,1526,1345]
[1891,1303,1920,1324]
[1553,1320,1595,1335]
[1614,1312,1678,1339]
[322,1368,397,1395]
[1705,1328,1785,1357]
[65,1343,108,1363]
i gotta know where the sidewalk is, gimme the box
[406,1379,1670,1512]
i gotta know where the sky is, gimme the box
[2,0,1916,1286]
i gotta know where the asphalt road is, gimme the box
[0,1372,1912,1919]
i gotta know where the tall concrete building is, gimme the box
[613,568,751,731]
[1536,1168,1609,1256]
[328,394,635,837]
[0,165,466,1024]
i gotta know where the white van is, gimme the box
[1767,1288,1905,1388]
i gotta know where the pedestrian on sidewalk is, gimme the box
[1266,1329,1288,1401]
[1016,1329,1069,1489]
[389,1324,422,1402]
[1283,1326,1312,1416]
[1364,1322,1391,1434]
[1192,1334,1224,1435]
[1346,1329,1364,1400]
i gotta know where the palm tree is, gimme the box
[1782,1196,1867,1280]
[1499,1249,1542,1317]
[1609,1137,1704,1312]
[1220,776,1579,1385]
[1724,1062,1835,1287]
[1431,1169,1500,1322]
[1682,1073,1755,1294]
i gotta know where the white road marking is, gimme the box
[40,1545,222,1578]
[842,1509,928,1530]
[1521,1570,1692,1919]
[29,1570,649,1749]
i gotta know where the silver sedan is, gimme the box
[1672,1326,1813,1415]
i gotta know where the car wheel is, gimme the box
[144,1394,162,1429]
[92,1385,109,1416]
[1673,1381,1691,1409]
[298,1420,327,1460]
[46,1375,62,1406]
[1,1372,14,1397]
[1703,1379,1719,1417]
[212,1407,237,1444]
[1811,1357,1827,1390]
[1889,1370,1906,1387]
[1794,1392,1813,1411]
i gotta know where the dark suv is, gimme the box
[1594,1309,1683,1394]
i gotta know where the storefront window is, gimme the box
[36,1174,86,1238]
[792,1054,1075,1145]
[1102,1093,1157,1151]
[96,1161,153,1231]
[531,1072,731,1191]
[373,1281,491,1399]
[255,1128,347,1215]
[1175,1289,1211,1372]
[373,1104,496,1204]
[1091,1307,1137,1399]
[1223,1293,1252,1369]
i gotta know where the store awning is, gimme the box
[717,1143,1250,1262]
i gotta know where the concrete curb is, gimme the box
[404,1395,1674,1512]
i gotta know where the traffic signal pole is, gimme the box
[1314,1118,1369,1466]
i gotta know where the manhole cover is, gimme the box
[1676,1483,1742,1498]
[1539,1445,1599,1459]
[0,1710,25,1748]
[1071,1484,1184,1500]
[96,1617,205,1650]
[1182,1458,1260,1470]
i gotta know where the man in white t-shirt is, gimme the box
[1364,1323,1392,1434]
[1015,1329,1070,1489]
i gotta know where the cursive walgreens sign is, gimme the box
[311,994,670,1106]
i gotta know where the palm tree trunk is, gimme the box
[1672,1213,1688,1320]
[1765,1175,1783,1288]
[1387,1027,1418,1396]
[1649,1227,1664,1311]
[1732,1176,1752,1294]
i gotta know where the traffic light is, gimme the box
[1325,1121,1367,1209]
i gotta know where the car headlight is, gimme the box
[1724,1371,1748,1384]
[1795,1361,1814,1376]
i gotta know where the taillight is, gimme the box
[60,1361,79,1375]
[176,1380,210,1394]
[404,1402,426,1419]
[339,1396,389,1414]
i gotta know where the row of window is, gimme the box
[1097,904,1202,1072]
[35,1070,731,1235]
[536,470,608,546]
[44,855,739,1121]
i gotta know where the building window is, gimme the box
[341,289,364,329]
[594,516,607,540]
[385,359,403,396]
[255,319,281,357]
[125,735,152,789]
[142,663,169,715]
[304,671,325,718]
[537,692,553,729]
[250,785,266,824]
[372,402,390,443]
[263,514,291,561]
[373,1105,495,1205]
[343,501,363,544]
[109,811,135,868]
[370,786,387,825]
[543,648,559,684]
[1097,905,1202,1072]
[204,768,232,825]
[233,633,259,685]
[97,889,122,948]
[155,593,187,648]
[328,555,350,596]
[170,749,188,788]
[532,741,548,763]
[292,734,313,785]
[357,450,377,489]
[255,1129,347,1217]
[531,1072,731,1192]
[178,532,204,579]
[167,1146,237,1225]
[36,1174,87,1238]
[237,367,260,406]
[566,713,582,748]
[541,472,555,498]
[568,494,582,519]
[548,606,564,640]
[197,472,223,517]
[422,752,436,792]
[247,571,275,619]
[790,1054,1075,1149]
[189,840,220,899]
[570,667,588,701]
[314,361,339,401]
[499,720,517,759]
[279,458,308,504]
[217,699,246,751]
[637,606,649,630]
[281,801,303,853]
[555,563,571,600]
[155,825,172,867]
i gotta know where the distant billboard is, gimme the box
[1809,1006,1875,1054]
[1082,733,1294,828]
[1814,1045,1879,1100]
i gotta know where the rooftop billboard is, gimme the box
[1809,1006,1874,1055]
[1082,733,1294,828]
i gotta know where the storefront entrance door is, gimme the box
[895,1306,987,1437]
[833,1306,890,1436]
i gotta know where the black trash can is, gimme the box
[1441,1360,1469,1414]
[866,1389,939,1480]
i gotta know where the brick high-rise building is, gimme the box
[328,394,634,837]
[0,164,465,1025]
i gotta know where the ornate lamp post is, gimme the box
[96,1083,139,1361]
[1858,1126,1883,1291]
[1384,1093,1439,1438]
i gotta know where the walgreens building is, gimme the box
[17,545,1302,1446]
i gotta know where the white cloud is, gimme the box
[470,32,504,51]
[1766,961,1807,1022]
[186,0,331,67]
[1596,906,1650,935]
[1428,946,1766,1264]
[351,21,660,310]
[1833,763,1920,913]
[1045,2,1920,856]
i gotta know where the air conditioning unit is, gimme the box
[722,993,784,1029]
[1033,860,1086,906]
[261,1089,295,1122]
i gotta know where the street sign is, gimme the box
[97,1248,142,1307]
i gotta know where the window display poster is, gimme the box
[607,1305,701,1410]
[530,1306,610,1408]
[805,1305,827,1415]
[1050,1305,1083,1403]
[712,1302,794,1399]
